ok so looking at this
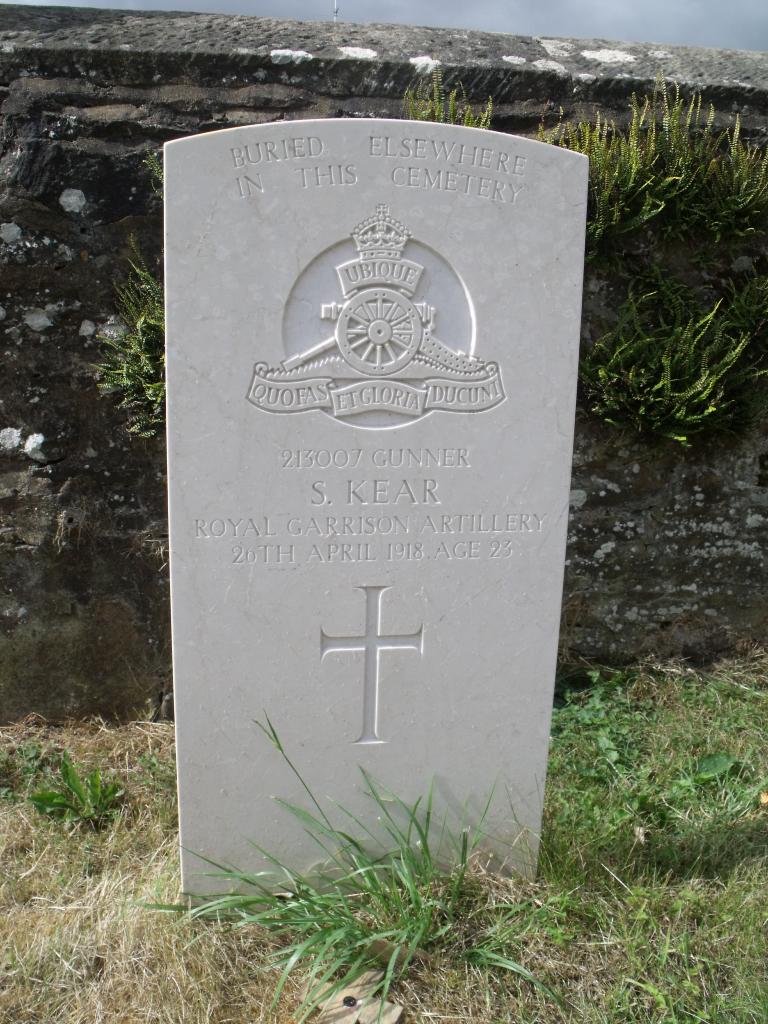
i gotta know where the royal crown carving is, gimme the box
[352,203,410,260]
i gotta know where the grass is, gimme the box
[170,718,560,1021]
[1,656,767,1022]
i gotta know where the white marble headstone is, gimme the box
[164,119,587,893]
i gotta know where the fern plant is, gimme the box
[545,82,768,440]
[543,82,768,258]
[96,239,165,438]
[546,99,662,257]
[581,275,768,443]
[404,69,492,128]
[701,116,768,240]
[143,151,164,196]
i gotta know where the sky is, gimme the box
[6,0,768,52]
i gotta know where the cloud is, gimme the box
[11,0,768,51]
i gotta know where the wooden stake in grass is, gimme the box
[304,970,403,1024]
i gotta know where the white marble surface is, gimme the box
[165,119,588,894]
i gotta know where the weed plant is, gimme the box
[29,751,124,828]
[95,152,165,437]
[0,739,55,799]
[143,151,164,195]
[404,69,493,128]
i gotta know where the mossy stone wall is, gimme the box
[1,6,767,719]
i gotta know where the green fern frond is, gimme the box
[542,80,768,258]
[96,238,166,438]
[144,152,164,195]
[404,70,492,129]
[581,275,768,443]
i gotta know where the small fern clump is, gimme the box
[143,151,164,195]
[404,69,492,128]
[581,276,768,444]
[544,82,768,259]
[703,117,768,240]
[96,243,165,438]
[549,101,663,257]
[546,82,768,442]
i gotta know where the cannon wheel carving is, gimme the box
[335,287,422,376]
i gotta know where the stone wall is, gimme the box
[1,6,767,720]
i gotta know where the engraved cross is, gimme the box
[321,585,423,745]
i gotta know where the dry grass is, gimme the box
[0,720,300,1024]
[1,656,767,1023]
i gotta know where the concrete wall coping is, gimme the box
[1,5,767,114]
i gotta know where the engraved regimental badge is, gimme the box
[247,204,505,427]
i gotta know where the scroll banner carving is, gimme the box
[247,362,505,419]
[244,205,507,427]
